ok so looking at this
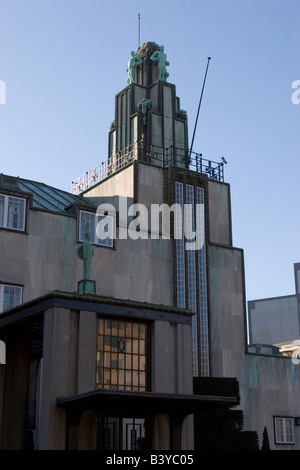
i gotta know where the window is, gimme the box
[175,182,185,309]
[274,417,295,444]
[96,318,148,392]
[197,186,209,377]
[0,194,26,231]
[0,284,22,313]
[79,210,114,248]
[175,182,210,377]
[186,184,198,376]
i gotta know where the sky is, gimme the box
[0,0,299,302]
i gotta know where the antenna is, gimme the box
[189,57,211,158]
[138,13,141,48]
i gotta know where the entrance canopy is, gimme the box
[57,388,237,417]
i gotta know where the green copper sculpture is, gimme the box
[137,99,152,125]
[77,222,94,281]
[150,45,169,81]
[127,51,142,84]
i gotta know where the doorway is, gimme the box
[96,416,149,450]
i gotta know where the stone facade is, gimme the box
[1,42,300,451]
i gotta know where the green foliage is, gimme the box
[193,377,259,451]
[194,376,241,405]
[261,426,270,450]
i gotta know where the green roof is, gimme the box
[0,174,93,213]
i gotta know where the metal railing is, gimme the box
[189,151,225,182]
[71,141,225,195]
[72,142,138,195]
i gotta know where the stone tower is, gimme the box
[108,42,189,173]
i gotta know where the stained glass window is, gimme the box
[96,318,148,392]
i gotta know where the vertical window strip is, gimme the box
[175,182,185,309]
[186,184,198,376]
[197,187,210,377]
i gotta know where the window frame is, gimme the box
[274,416,295,445]
[0,283,23,313]
[0,193,27,232]
[96,317,150,392]
[79,209,115,248]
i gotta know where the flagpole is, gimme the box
[138,13,141,48]
[189,57,211,158]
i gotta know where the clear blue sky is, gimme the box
[0,0,299,302]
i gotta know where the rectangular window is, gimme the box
[274,417,295,444]
[186,184,198,376]
[197,187,210,377]
[175,182,210,377]
[79,210,114,248]
[0,194,26,231]
[175,182,185,309]
[0,284,22,313]
[96,318,148,392]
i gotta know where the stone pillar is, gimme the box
[153,414,171,449]
[39,307,79,449]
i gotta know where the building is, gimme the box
[0,42,239,450]
[244,263,300,450]
[248,263,300,346]
[1,41,299,451]
[246,262,300,449]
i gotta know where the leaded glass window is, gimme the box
[174,181,210,377]
[197,186,210,377]
[186,184,198,376]
[175,182,185,308]
[96,318,148,392]
[0,194,26,231]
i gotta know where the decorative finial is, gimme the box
[138,13,141,48]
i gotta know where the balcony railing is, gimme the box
[71,141,225,195]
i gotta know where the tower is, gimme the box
[74,42,226,378]
[108,42,189,175]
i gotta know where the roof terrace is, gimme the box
[71,141,226,195]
